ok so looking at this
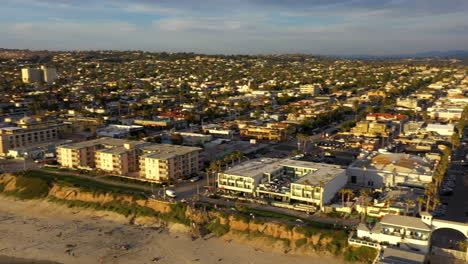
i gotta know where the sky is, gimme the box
[1,0,467,55]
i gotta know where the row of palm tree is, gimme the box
[205,151,245,187]
[424,106,468,212]
[338,188,354,208]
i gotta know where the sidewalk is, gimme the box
[200,197,359,228]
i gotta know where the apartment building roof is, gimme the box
[381,215,431,231]
[284,160,345,185]
[223,158,345,185]
[60,138,145,150]
[141,144,201,160]
[96,141,150,155]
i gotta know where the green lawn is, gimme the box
[22,170,148,194]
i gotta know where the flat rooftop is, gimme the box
[224,158,345,185]
[141,144,202,160]
[96,141,150,155]
[223,158,283,181]
[377,246,426,264]
[381,215,431,231]
[59,138,146,150]
[350,152,433,175]
[283,160,345,185]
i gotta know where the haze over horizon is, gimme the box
[2,0,468,55]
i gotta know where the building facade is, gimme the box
[139,144,201,181]
[347,151,434,189]
[0,124,63,154]
[217,158,347,208]
[57,138,201,181]
[21,66,57,84]
[21,68,43,83]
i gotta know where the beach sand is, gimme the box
[0,196,346,264]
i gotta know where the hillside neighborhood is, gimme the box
[0,50,467,264]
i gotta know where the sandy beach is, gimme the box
[0,196,346,264]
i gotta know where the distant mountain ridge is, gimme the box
[325,50,468,59]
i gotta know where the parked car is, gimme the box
[165,190,177,198]
[189,176,201,182]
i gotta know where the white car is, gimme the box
[165,190,177,198]
[189,176,201,182]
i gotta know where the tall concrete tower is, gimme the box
[40,66,57,84]
[21,68,43,83]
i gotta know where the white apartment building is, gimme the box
[21,66,57,84]
[298,84,321,96]
[40,65,57,84]
[57,138,201,181]
[357,214,432,252]
[21,68,43,83]
[217,158,347,208]
[139,144,201,181]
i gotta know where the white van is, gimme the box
[165,190,177,198]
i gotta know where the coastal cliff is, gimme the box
[0,172,376,263]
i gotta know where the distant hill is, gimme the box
[325,50,468,59]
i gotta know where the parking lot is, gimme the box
[0,158,40,173]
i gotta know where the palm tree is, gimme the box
[345,189,354,204]
[296,133,307,153]
[339,189,347,208]
[360,190,370,223]
[416,196,426,213]
[205,168,212,187]
[404,198,415,216]
[431,198,441,212]
[235,151,244,164]
[353,100,360,121]
[456,240,467,252]
[425,182,436,211]
[385,198,394,208]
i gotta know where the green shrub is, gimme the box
[295,238,308,248]
[47,197,157,217]
[159,203,191,226]
[7,176,51,199]
[233,214,250,224]
[281,238,291,248]
[344,246,378,263]
[18,170,147,194]
[206,219,230,236]
[102,176,162,188]
[295,226,319,237]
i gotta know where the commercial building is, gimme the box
[396,97,420,110]
[425,123,455,137]
[176,132,213,146]
[57,138,201,181]
[349,121,391,137]
[96,124,144,138]
[0,118,69,154]
[298,84,321,96]
[402,121,424,135]
[347,151,434,189]
[217,158,347,208]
